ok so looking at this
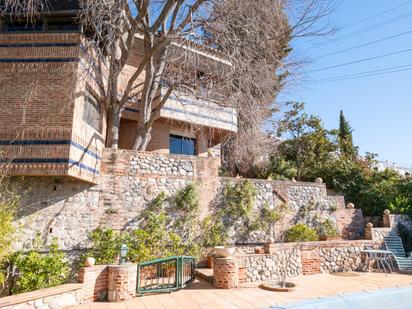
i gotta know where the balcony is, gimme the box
[159,89,237,133]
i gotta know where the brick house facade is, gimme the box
[0,5,237,184]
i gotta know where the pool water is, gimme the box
[269,285,412,309]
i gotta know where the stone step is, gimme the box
[195,268,214,284]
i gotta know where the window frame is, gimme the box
[82,89,102,133]
[169,134,197,156]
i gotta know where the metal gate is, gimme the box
[136,256,196,295]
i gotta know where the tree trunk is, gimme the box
[133,124,152,151]
[106,105,121,149]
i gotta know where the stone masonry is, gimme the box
[13,149,358,253]
[220,239,378,287]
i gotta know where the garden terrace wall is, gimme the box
[384,213,412,230]
[0,284,83,309]
[236,240,377,286]
[219,177,350,242]
[13,149,354,253]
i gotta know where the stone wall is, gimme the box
[365,226,395,242]
[1,284,84,309]
[219,177,348,242]
[385,214,412,230]
[13,149,355,252]
[232,240,376,286]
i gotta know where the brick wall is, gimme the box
[301,247,321,275]
[0,32,102,183]
[78,265,108,302]
[119,117,218,157]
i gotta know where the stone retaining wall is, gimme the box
[222,240,378,287]
[384,214,412,230]
[0,284,84,309]
[13,149,356,252]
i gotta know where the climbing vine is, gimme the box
[88,183,202,264]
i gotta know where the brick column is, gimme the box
[213,257,238,289]
[301,247,320,275]
[364,223,373,240]
[78,265,108,303]
[108,264,137,302]
[383,209,391,228]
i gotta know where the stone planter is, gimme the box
[214,246,235,258]
[259,281,296,292]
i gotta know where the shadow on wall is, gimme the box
[13,176,98,250]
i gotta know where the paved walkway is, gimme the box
[75,272,412,309]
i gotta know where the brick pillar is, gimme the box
[108,264,137,302]
[213,257,238,289]
[364,223,373,240]
[78,265,108,303]
[383,209,391,228]
[301,247,320,275]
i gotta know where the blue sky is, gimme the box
[278,0,412,167]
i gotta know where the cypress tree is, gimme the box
[338,110,355,155]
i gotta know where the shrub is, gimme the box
[12,238,69,294]
[317,219,339,238]
[223,180,256,220]
[87,227,124,265]
[201,215,228,247]
[285,224,318,242]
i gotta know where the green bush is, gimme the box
[201,215,228,247]
[223,180,256,220]
[12,238,69,294]
[86,227,124,265]
[317,219,339,238]
[285,224,318,242]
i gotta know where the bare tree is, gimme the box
[200,0,337,176]
[1,0,337,154]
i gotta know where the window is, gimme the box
[170,134,196,155]
[83,90,101,132]
[47,20,79,32]
[6,21,43,32]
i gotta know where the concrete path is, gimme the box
[74,272,412,309]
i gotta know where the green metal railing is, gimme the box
[136,256,195,295]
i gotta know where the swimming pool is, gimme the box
[269,285,412,309]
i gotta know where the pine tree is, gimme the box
[338,110,356,156]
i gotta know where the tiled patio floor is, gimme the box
[74,272,412,309]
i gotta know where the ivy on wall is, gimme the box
[203,180,283,244]
[87,183,203,264]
